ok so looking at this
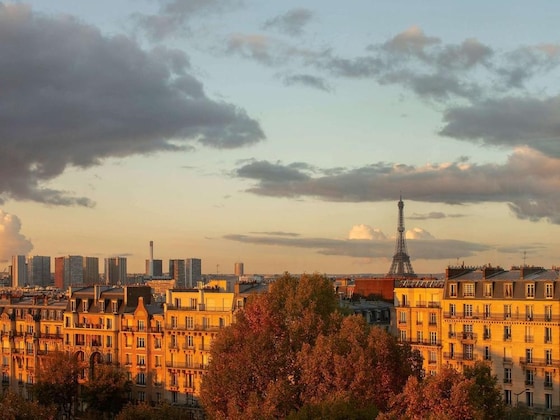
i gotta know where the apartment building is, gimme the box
[442,265,560,417]
[394,278,444,376]
[163,280,236,407]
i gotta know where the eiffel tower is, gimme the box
[387,197,416,278]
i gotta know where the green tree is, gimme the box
[463,361,506,420]
[34,350,84,419]
[81,363,131,418]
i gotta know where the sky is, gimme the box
[1,1,560,276]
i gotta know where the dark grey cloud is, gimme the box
[132,0,240,41]
[262,8,314,37]
[282,73,331,92]
[440,96,560,157]
[223,233,489,261]
[235,148,560,223]
[249,231,301,237]
[0,4,264,206]
[409,212,467,220]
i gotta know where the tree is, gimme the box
[0,391,56,420]
[382,363,506,420]
[116,402,199,420]
[200,273,340,419]
[200,273,423,418]
[34,350,84,419]
[81,363,131,418]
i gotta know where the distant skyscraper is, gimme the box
[169,259,186,287]
[146,259,163,277]
[65,256,84,288]
[54,257,65,289]
[186,258,202,288]
[234,262,244,277]
[11,255,27,288]
[28,256,51,287]
[105,257,127,285]
[83,257,99,285]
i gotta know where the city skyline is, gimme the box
[1,2,560,274]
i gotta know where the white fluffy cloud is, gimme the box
[348,224,387,240]
[406,227,435,240]
[0,211,33,262]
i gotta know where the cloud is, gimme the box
[348,225,386,240]
[132,0,240,41]
[282,73,332,92]
[0,211,33,262]
[249,231,301,237]
[406,227,435,240]
[440,96,560,157]
[262,8,314,37]
[223,233,489,261]
[409,212,466,220]
[235,148,560,223]
[0,4,264,206]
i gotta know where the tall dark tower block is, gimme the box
[387,197,416,278]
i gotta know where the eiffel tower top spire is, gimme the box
[387,197,416,278]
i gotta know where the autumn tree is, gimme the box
[0,391,56,420]
[200,273,422,418]
[34,350,84,419]
[200,273,340,419]
[81,363,131,418]
[116,402,200,420]
[382,362,506,420]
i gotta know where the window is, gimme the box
[449,343,455,358]
[504,283,513,298]
[186,373,194,388]
[526,283,535,298]
[186,335,194,349]
[172,391,178,403]
[99,301,105,312]
[416,312,423,325]
[186,316,194,329]
[546,393,553,410]
[526,305,534,321]
[484,346,491,361]
[429,351,437,364]
[399,330,407,341]
[546,349,553,365]
[154,337,161,349]
[526,391,533,408]
[106,353,112,363]
[430,332,437,345]
[449,304,456,317]
[170,335,177,348]
[111,301,118,313]
[483,325,491,340]
[82,300,88,312]
[138,391,145,402]
[526,369,534,386]
[463,283,474,297]
[546,305,553,322]
[137,320,145,332]
[137,372,146,385]
[483,283,492,297]
[171,316,177,329]
[504,367,512,384]
[526,348,533,363]
[155,355,161,367]
[545,327,553,343]
[504,390,512,406]
[136,337,145,348]
[106,336,112,348]
[525,326,534,343]
[429,312,437,325]
[399,311,407,324]
[190,298,197,309]
[546,283,554,298]
[504,304,512,319]
[137,355,145,366]
[464,344,473,360]
[71,301,76,312]
[449,283,457,297]
[463,304,473,317]
[106,318,112,329]
[545,371,553,388]
[125,354,131,366]
[504,325,511,341]
[416,331,423,343]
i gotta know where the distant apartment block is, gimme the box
[186,259,202,288]
[54,256,84,289]
[83,257,99,285]
[145,259,163,277]
[28,256,51,287]
[104,257,127,285]
[11,255,27,288]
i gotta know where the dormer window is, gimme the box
[463,283,475,298]
[526,283,535,298]
[483,283,492,298]
[449,283,457,298]
[99,301,105,313]
[504,283,513,298]
[71,300,76,312]
[112,301,118,313]
[545,283,554,299]
[82,300,89,312]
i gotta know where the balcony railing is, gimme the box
[520,357,560,367]
[443,352,478,362]
[443,313,560,322]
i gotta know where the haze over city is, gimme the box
[1,1,560,275]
